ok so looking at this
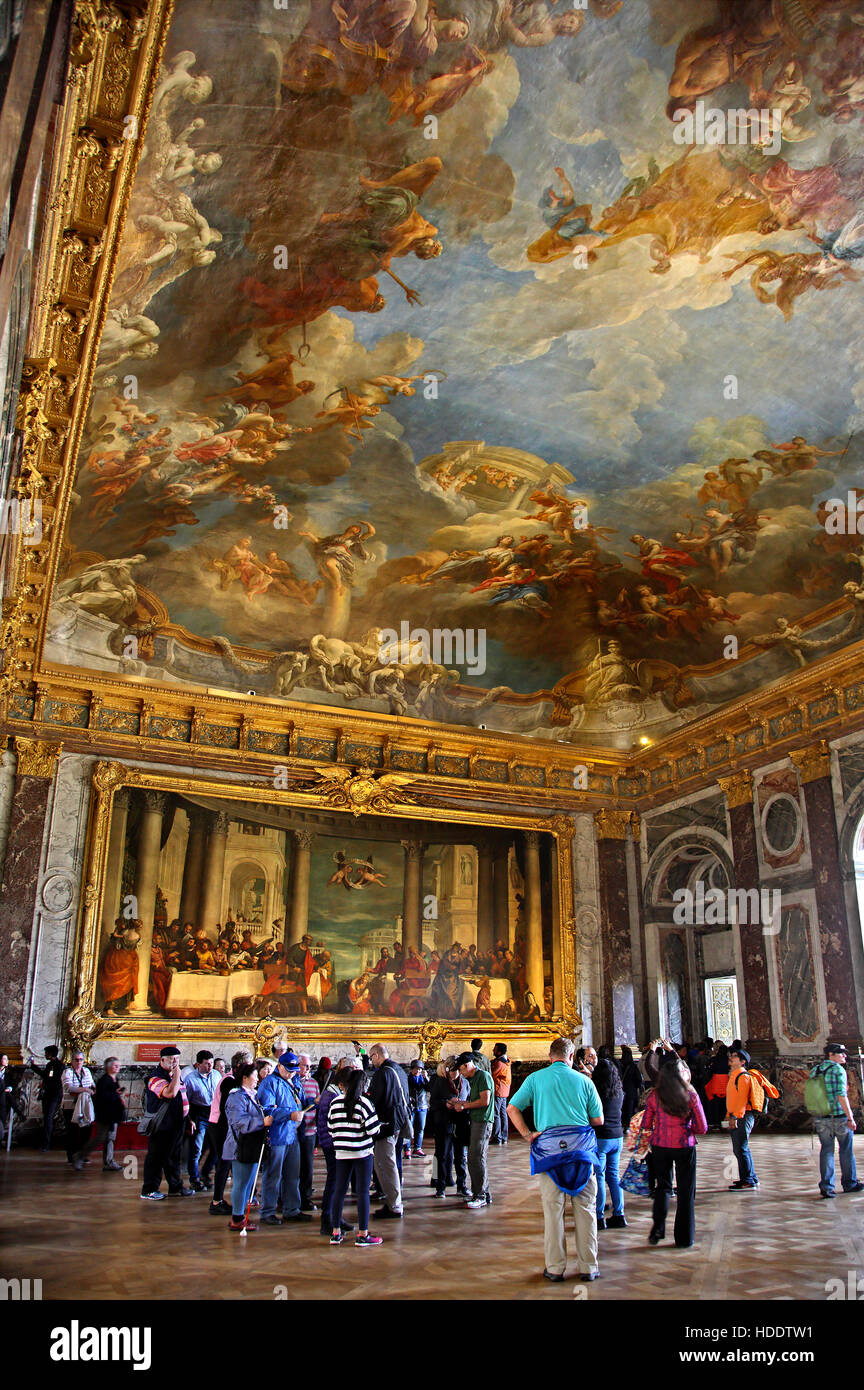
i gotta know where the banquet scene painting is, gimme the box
[95,787,547,1023]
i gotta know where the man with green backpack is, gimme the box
[805,1043,863,1199]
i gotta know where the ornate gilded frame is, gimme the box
[66,760,580,1058]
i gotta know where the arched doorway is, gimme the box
[228,859,270,934]
[644,834,741,1043]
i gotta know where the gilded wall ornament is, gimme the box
[310,766,421,817]
[14,737,62,778]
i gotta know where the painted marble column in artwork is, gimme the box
[790,742,862,1040]
[100,787,130,937]
[492,845,510,947]
[476,844,495,956]
[287,827,315,946]
[594,810,637,1046]
[129,791,169,1014]
[401,838,424,956]
[178,807,208,927]
[0,739,61,1044]
[524,831,545,1009]
[718,770,775,1050]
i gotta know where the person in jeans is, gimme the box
[810,1042,863,1198]
[368,1043,409,1220]
[317,1067,354,1236]
[507,1037,604,1282]
[223,1063,272,1233]
[183,1050,218,1191]
[61,1050,95,1164]
[256,1050,313,1226]
[725,1048,760,1190]
[641,1056,707,1248]
[407,1060,430,1155]
[451,1051,494,1209]
[296,1054,320,1210]
[592,1058,626,1229]
[26,1045,65,1151]
[490,1042,511,1144]
[208,1050,248,1215]
[75,1056,126,1171]
[327,1067,383,1247]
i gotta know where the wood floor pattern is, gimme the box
[1,1132,862,1300]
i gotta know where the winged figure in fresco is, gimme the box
[353,855,389,888]
[328,850,358,890]
[211,350,316,411]
[401,535,517,587]
[523,486,591,543]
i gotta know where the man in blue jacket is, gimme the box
[257,1051,314,1225]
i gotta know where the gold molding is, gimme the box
[789,740,831,784]
[14,737,63,778]
[717,770,754,808]
[593,809,630,840]
[66,760,582,1049]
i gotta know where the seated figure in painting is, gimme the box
[349,970,374,1014]
[99,917,141,1015]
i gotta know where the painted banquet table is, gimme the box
[165,968,264,1015]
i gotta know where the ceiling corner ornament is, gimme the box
[717,769,754,808]
[593,809,629,840]
[14,737,63,778]
[549,813,576,842]
[789,741,831,784]
[93,760,139,795]
[413,1018,449,1062]
[309,766,421,817]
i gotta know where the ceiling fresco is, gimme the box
[45,0,864,748]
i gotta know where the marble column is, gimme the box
[524,831,545,1009]
[594,809,637,1046]
[100,788,130,937]
[178,808,208,926]
[129,790,169,1014]
[476,844,495,955]
[197,810,231,940]
[0,748,18,884]
[790,743,862,1040]
[287,827,315,946]
[0,740,60,1044]
[492,845,510,947]
[718,770,775,1049]
[401,839,424,955]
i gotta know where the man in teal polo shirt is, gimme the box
[507,1036,604,1281]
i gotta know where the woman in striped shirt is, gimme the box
[326,1069,383,1246]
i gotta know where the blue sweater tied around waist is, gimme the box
[530,1124,601,1195]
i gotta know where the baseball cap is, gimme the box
[160,1045,181,1057]
[278,1050,299,1069]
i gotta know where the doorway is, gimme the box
[704,975,739,1044]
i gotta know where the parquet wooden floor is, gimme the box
[1,1132,862,1300]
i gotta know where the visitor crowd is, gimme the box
[12,1033,862,1272]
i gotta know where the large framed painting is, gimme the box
[67,762,578,1052]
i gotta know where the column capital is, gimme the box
[14,737,62,778]
[524,829,540,850]
[593,809,629,840]
[401,838,424,860]
[113,786,130,812]
[294,827,315,851]
[789,740,831,784]
[143,789,169,816]
[213,809,232,835]
[717,769,753,808]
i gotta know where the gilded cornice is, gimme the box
[1,0,173,709]
[717,769,753,808]
[593,809,630,840]
[789,740,831,785]
[14,736,63,778]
